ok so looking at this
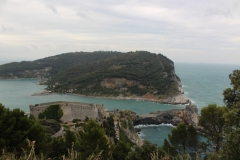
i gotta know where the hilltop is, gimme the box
[0,51,188,104]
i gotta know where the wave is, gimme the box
[189,99,196,104]
[137,132,146,137]
[184,92,189,95]
[134,123,175,128]
[182,85,187,88]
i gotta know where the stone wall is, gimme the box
[30,101,106,123]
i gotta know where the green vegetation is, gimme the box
[38,119,61,136]
[49,51,179,97]
[103,116,116,141]
[38,104,63,122]
[199,104,227,152]
[166,123,199,155]
[0,51,181,98]
[221,69,240,159]
[72,118,81,123]
[0,104,48,154]
[0,51,121,78]
[119,128,135,147]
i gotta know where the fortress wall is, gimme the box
[60,104,99,122]
[96,104,106,118]
[30,105,50,119]
[60,105,73,122]
[30,101,106,123]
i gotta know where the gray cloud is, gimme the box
[1,25,7,31]
[77,11,89,19]
[205,8,233,17]
[0,0,239,64]
[1,25,15,32]
[45,4,58,14]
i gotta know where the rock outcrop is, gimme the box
[108,110,143,146]
[30,101,143,146]
[133,102,199,129]
[161,94,189,105]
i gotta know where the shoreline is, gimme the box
[31,91,189,105]
[0,78,41,81]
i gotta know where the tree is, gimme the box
[223,69,240,109]
[221,69,240,159]
[38,104,63,122]
[221,128,240,160]
[126,140,158,160]
[0,103,46,153]
[161,139,178,157]
[112,141,131,160]
[199,104,227,152]
[76,120,111,160]
[103,116,116,142]
[64,130,76,149]
[48,137,67,159]
[167,123,199,155]
[223,70,240,129]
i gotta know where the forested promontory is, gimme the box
[0,51,186,103]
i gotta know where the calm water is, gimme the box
[0,63,239,146]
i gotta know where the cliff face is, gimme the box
[100,78,145,90]
[99,78,188,104]
[133,102,199,129]
[161,94,189,105]
[108,110,143,146]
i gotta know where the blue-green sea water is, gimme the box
[0,63,239,146]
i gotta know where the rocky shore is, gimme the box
[160,94,189,105]
[133,101,199,129]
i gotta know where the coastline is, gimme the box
[31,91,189,105]
[0,78,41,81]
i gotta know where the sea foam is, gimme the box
[134,123,175,129]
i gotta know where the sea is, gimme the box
[0,63,239,146]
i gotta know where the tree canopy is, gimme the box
[221,69,240,159]
[167,123,199,155]
[199,104,227,151]
[0,104,46,152]
[77,120,111,160]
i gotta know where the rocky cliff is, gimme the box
[108,110,143,146]
[133,101,199,129]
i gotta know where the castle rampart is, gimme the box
[30,101,106,123]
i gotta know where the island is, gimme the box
[0,51,189,104]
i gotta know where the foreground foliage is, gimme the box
[0,104,47,154]
[199,104,227,152]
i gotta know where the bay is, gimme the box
[0,63,239,146]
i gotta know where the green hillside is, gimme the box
[48,51,181,97]
[0,51,121,78]
[0,51,181,98]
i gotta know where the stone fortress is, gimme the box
[30,101,143,146]
[30,101,106,123]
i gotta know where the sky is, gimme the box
[0,0,240,64]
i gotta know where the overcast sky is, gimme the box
[0,0,240,64]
